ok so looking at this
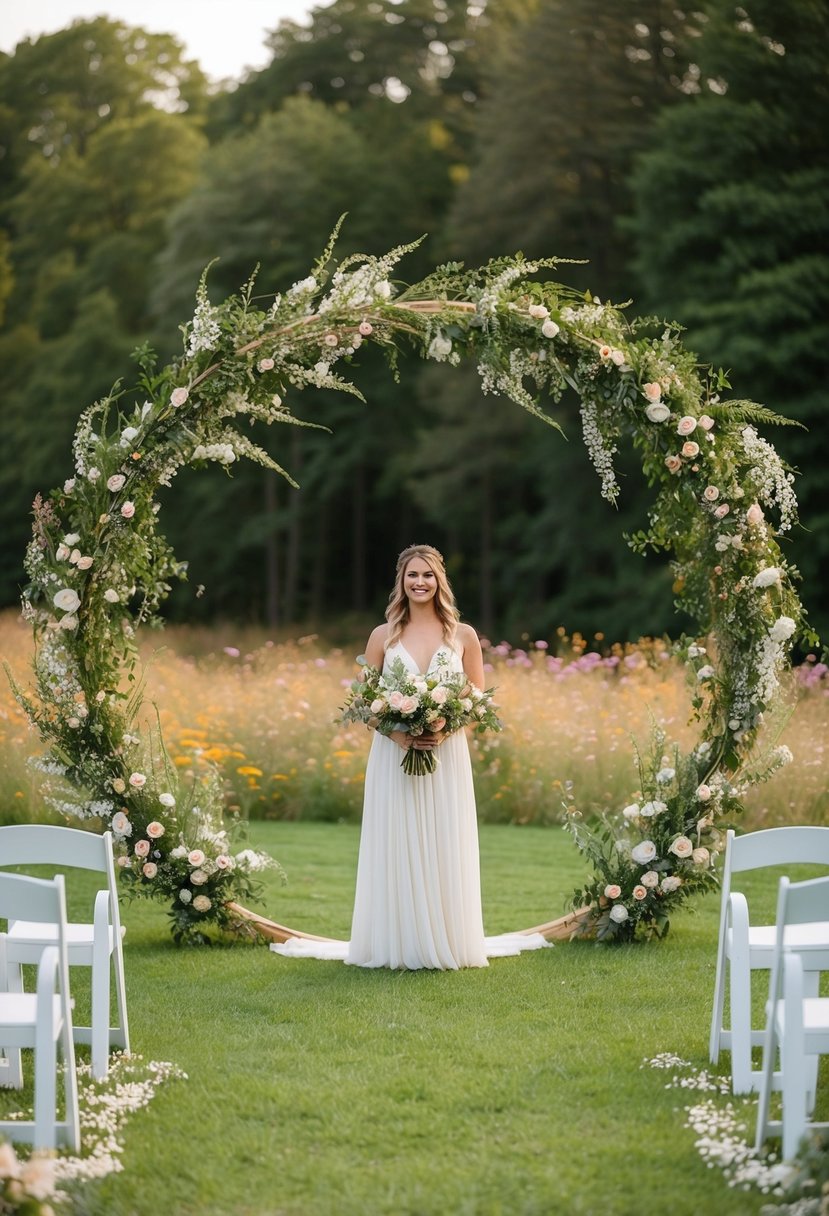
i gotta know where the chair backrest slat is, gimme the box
[0,871,63,924]
[0,824,108,872]
[780,874,829,929]
[730,826,829,874]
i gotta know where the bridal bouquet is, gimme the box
[340,654,503,775]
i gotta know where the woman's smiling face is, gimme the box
[404,559,438,605]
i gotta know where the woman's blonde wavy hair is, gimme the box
[385,544,460,652]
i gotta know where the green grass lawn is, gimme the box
[4,822,826,1216]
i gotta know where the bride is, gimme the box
[271,544,547,970]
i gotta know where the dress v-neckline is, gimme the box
[397,640,445,676]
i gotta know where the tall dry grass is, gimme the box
[1,610,826,828]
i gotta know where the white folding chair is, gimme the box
[0,826,129,1081]
[0,872,80,1150]
[709,826,829,1093]
[755,874,829,1160]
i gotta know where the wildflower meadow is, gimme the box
[3,610,826,840]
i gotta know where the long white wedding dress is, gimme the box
[270,641,549,970]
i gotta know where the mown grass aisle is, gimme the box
[55,822,789,1216]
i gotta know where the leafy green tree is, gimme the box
[0,18,207,204]
[447,0,697,293]
[628,0,829,636]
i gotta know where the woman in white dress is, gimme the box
[270,545,548,969]
[346,543,489,970]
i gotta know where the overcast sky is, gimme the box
[0,0,330,81]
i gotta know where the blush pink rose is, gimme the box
[121,501,136,519]
[664,455,682,474]
[358,321,373,336]
[681,441,700,458]
[258,357,275,372]
[431,686,449,705]
[669,835,694,859]
[146,821,165,839]
[388,690,405,710]
[142,862,158,878]
[703,486,720,501]
[642,381,662,403]
[677,416,698,436]
[633,885,648,901]
[604,884,622,900]
[714,503,730,518]
[188,849,206,867]
[746,503,764,526]
[170,387,189,407]
[399,695,419,714]
[697,415,715,430]
[134,839,150,858]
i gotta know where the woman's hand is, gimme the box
[388,730,413,752]
[413,730,448,749]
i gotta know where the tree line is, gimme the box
[1,0,826,642]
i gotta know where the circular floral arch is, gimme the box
[10,226,807,943]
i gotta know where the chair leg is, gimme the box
[34,1009,58,1151]
[709,945,727,1065]
[729,953,755,1093]
[1,963,24,1088]
[781,1034,808,1160]
[91,947,111,1080]
[112,942,130,1052]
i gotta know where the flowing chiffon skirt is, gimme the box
[271,642,549,970]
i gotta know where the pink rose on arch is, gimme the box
[681,441,700,458]
[128,771,146,789]
[323,333,339,347]
[170,387,189,407]
[192,894,212,913]
[641,871,660,889]
[258,357,275,372]
[746,503,764,526]
[661,875,683,893]
[642,381,662,403]
[190,869,208,886]
[698,415,715,431]
[134,839,150,858]
[358,321,373,336]
[121,501,136,519]
[633,885,648,901]
[142,862,158,879]
[604,884,622,900]
[677,416,698,436]
[599,345,612,360]
[188,849,206,867]
[696,784,712,802]
[714,503,730,518]
[215,854,233,870]
[692,847,710,866]
[703,486,720,502]
[664,455,682,474]
[146,821,165,839]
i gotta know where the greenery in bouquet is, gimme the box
[6,217,810,942]
[340,653,503,776]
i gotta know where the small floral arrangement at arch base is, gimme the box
[339,653,503,776]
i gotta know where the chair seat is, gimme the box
[775,997,829,1041]
[5,920,116,961]
[0,993,64,1041]
[728,921,829,962]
